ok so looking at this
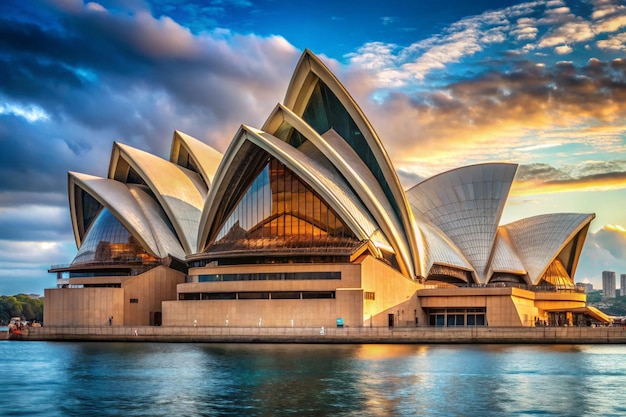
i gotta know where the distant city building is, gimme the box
[602,271,616,299]
[45,50,610,329]
[621,274,626,298]
[576,282,594,293]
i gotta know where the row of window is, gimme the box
[197,271,341,282]
[82,283,122,288]
[190,256,351,268]
[179,291,336,300]
[69,271,131,278]
[427,308,487,327]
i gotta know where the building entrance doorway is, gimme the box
[388,314,394,328]
[154,312,162,326]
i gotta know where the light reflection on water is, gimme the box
[1,342,625,416]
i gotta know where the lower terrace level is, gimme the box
[17,325,626,344]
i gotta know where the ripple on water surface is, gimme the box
[1,342,626,417]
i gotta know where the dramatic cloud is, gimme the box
[512,17,540,41]
[512,163,626,196]
[339,0,626,185]
[0,0,299,293]
[597,32,626,50]
[346,55,626,179]
[592,0,626,33]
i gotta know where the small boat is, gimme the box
[8,317,27,338]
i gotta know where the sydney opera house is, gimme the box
[45,50,609,329]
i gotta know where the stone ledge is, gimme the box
[14,325,626,344]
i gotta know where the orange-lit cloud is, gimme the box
[344,56,626,179]
[511,170,626,197]
[339,0,626,184]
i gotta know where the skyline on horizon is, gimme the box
[1,0,626,294]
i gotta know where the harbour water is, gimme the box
[1,342,625,416]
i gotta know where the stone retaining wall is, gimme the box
[16,325,626,344]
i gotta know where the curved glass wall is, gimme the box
[207,158,360,254]
[72,208,156,265]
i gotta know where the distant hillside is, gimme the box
[0,294,44,324]
[587,291,626,317]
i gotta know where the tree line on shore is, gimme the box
[0,294,44,324]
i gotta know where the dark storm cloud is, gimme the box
[0,205,73,242]
[0,0,299,293]
[515,160,626,184]
[0,113,85,175]
[575,160,626,177]
[357,52,626,167]
[515,163,572,182]
[0,0,299,190]
[514,161,626,193]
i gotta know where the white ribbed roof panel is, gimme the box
[406,163,517,282]
[417,220,473,275]
[126,185,186,260]
[503,213,595,284]
[110,143,205,254]
[491,228,526,275]
[321,129,414,276]
[170,130,223,187]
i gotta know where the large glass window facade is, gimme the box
[72,208,156,265]
[208,158,360,254]
[301,80,402,223]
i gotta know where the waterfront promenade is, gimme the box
[17,325,626,344]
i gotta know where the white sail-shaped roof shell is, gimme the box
[406,163,517,283]
[502,213,595,285]
[68,172,185,260]
[170,130,223,188]
[198,125,388,253]
[109,142,206,254]
[60,49,598,292]
[281,50,419,278]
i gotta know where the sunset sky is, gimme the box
[2,0,626,294]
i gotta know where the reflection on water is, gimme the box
[1,342,626,416]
